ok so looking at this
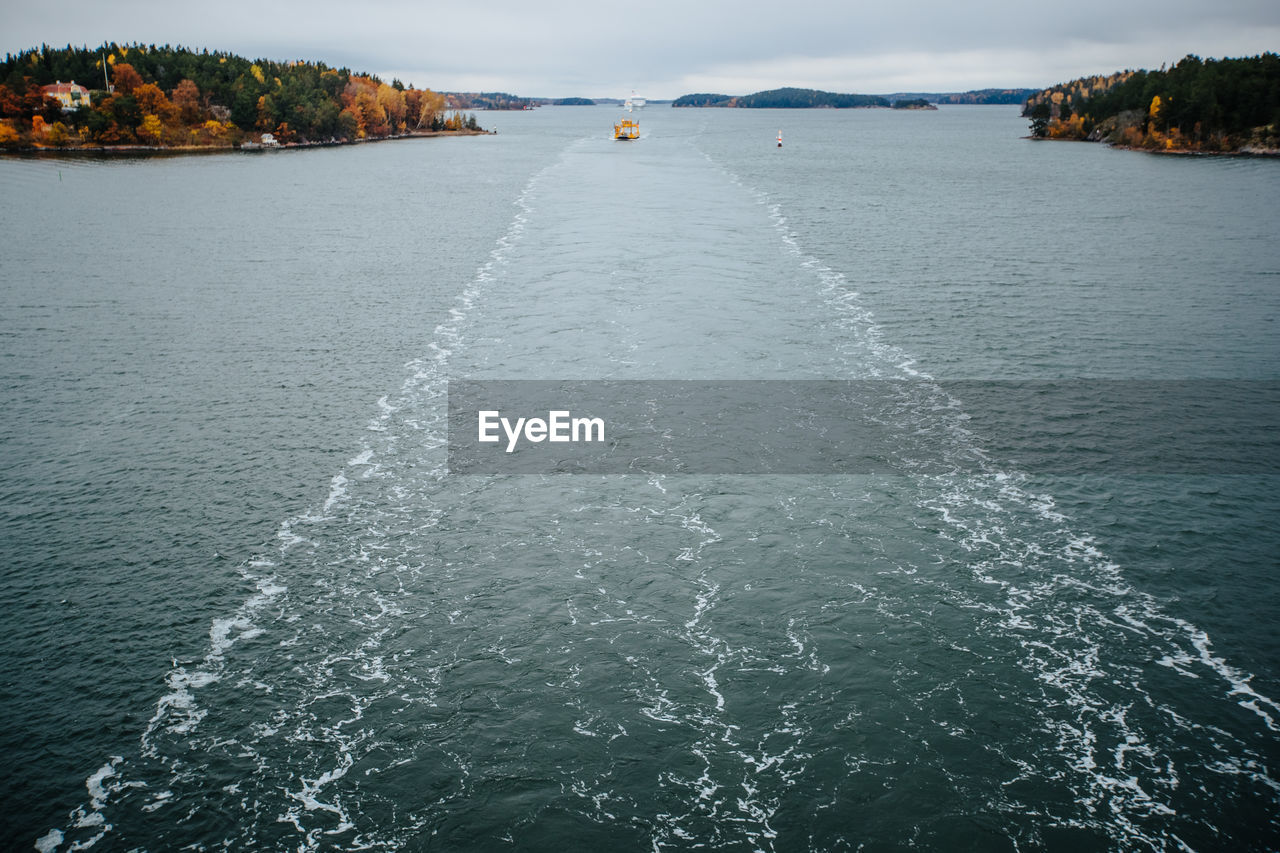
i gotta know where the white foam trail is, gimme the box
[281,752,356,843]
[1178,619,1280,731]
[697,140,1280,848]
[322,473,347,514]
[44,142,583,851]
[634,478,809,851]
[60,757,124,850]
[34,830,63,853]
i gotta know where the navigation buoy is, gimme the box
[777,130,782,148]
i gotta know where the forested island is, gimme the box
[1024,53,1280,153]
[673,87,1035,109]
[889,89,1035,105]
[936,89,1035,105]
[0,42,488,151]
[673,88,890,108]
[444,92,530,110]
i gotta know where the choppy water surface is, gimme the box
[1,106,1277,851]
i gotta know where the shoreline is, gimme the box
[1,128,493,158]
[1027,136,1280,157]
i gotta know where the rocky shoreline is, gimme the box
[3,128,493,156]
[1030,134,1280,157]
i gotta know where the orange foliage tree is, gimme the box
[0,43,484,149]
[171,79,204,124]
[112,63,144,95]
[341,76,395,138]
[0,120,21,147]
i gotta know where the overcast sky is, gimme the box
[3,0,1278,98]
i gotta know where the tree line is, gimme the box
[1024,53,1280,152]
[0,42,482,149]
[673,88,889,108]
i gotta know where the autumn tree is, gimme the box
[0,121,21,147]
[272,121,296,144]
[91,92,140,144]
[357,89,387,136]
[0,84,21,118]
[133,83,176,121]
[0,42,488,148]
[171,79,203,124]
[136,113,164,144]
[112,62,143,95]
[256,93,280,130]
[340,76,391,138]
[46,120,70,147]
[1030,54,1279,151]
[377,82,406,132]
[407,88,444,129]
[20,81,63,122]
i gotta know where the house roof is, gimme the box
[42,81,90,95]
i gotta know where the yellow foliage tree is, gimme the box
[0,121,21,147]
[1046,114,1087,140]
[250,64,265,84]
[137,114,164,144]
[377,83,407,132]
[408,89,445,129]
[46,121,70,147]
[354,90,387,137]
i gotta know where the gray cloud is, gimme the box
[4,0,1277,97]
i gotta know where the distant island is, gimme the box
[889,89,1035,105]
[1024,52,1280,154]
[674,88,889,108]
[442,91,531,111]
[0,42,489,152]
[673,87,1036,109]
[916,87,1034,103]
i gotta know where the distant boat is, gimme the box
[624,91,646,111]
[614,118,640,140]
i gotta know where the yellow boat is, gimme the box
[614,118,639,140]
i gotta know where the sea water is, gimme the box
[1,105,1277,851]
